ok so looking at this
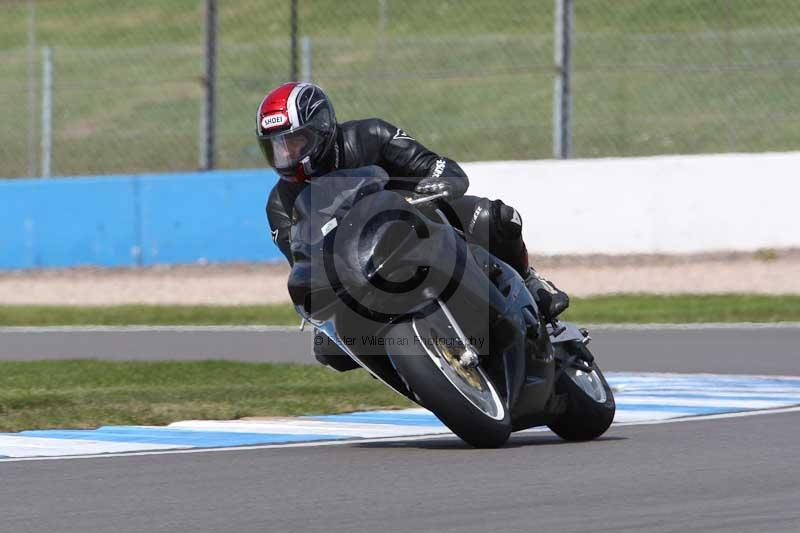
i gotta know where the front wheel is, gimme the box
[547,342,615,441]
[385,319,511,448]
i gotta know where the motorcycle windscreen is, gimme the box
[287,172,392,319]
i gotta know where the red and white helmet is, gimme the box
[256,82,337,182]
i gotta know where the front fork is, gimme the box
[549,320,594,377]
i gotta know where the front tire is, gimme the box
[386,320,511,448]
[547,343,615,441]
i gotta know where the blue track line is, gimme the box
[18,427,346,447]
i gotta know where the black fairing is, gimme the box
[287,170,391,320]
[288,171,504,326]
[287,170,558,428]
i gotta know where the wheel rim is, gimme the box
[412,319,506,421]
[566,367,607,403]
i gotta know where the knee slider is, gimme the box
[314,333,360,371]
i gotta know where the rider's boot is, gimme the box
[523,267,570,322]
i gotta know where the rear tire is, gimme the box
[547,343,615,441]
[386,321,511,448]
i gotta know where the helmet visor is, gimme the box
[259,126,317,171]
[258,108,333,173]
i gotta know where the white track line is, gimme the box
[0,325,300,333]
[2,405,799,464]
[587,322,800,331]
[2,323,799,334]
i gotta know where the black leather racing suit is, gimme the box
[266,118,529,271]
[266,118,530,370]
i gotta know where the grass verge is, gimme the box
[2,295,799,432]
[1,295,800,326]
[0,360,412,433]
[561,294,800,324]
[0,304,299,327]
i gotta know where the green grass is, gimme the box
[2,295,800,326]
[2,293,799,432]
[0,360,412,432]
[561,294,800,324]
[2,0,799,178]
[0,304,299,327]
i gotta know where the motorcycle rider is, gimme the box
[258,82,569,370]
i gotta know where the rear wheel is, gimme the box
[547,342,615,441]
[385,319,511,448]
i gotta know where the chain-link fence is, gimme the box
[2,0,799,179]
[573,0,800,157]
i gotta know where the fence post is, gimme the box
[301,36,312,82]
[41,46,53,178]
[290,0,298,80]
[553,0,573,159]
[377,0,388,68]
[200,0,217,170]
[27,0,37,177]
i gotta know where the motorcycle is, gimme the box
[287,167,615,448]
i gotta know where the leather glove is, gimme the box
[414,178,453,197]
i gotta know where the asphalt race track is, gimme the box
[2,323,800,375]
[1,325,799,532]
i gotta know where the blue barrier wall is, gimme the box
[0,169,284,269]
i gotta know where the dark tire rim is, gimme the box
[566,367,607,403]
[412,318,506,421]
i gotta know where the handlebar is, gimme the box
[406,190,450,205]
